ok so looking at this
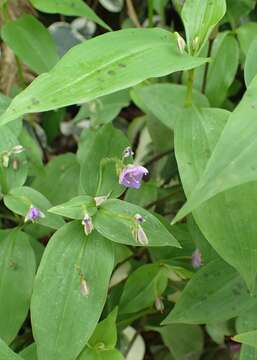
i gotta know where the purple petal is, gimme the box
[119,165,148,189]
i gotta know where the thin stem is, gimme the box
[15,56,26,89]
[184,69,195,107]
[147,0,154,27]
[126,0,141,28]
[0,165,8,194]
[201,38,214,94]
[143,149,173,167]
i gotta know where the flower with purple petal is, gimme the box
[119,165,148,189]
[25,206,45,223]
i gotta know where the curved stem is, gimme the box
[184,69,195,107]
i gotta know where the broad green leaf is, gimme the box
[182,0,226,54]
[174,106,257,290]
[237,22,257,57]
[157,324,203,360]
[0,338,22,360]
[95,199,181,247]
[0,230,36,344]
[132,83,208,129]
[236,304,257,359]
[245,36,257,87]
[49,195,96,219]
[89,308,118,348]
[119,263,168,314]
[202,32,239,106]
[79,124,129,197]
[31,222,114,360]
[29,0,111,31]
[173,75,257,225]
[0,28,207,126]
[234,331,257,349]
[163,259,257,325]
[1,15,59,74]
[4,186,64,229]
[78,348,124,360]
[32,153,80,205]
[225,0,256,24]
[20,343,37,360]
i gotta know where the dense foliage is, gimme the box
[1,0,257,359]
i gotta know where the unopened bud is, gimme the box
[12,159,19,171]
[80,278,90,297]
[2,151,10,168]
[192,248,202,268]
[122,146,134,159]
[94,195,108,207]
[82,214,93,235]
[175,32,186,53]
[134,213,145,223]
[12,145,25,154]
[133,224,149,246]
[192,36,199,51]
[155,297,164,313]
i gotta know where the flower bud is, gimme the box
[175,32,186,53]
[94,195,108,207]
[192,36,199,51]
[132,224,149,246]
[192,248,202,268]
[122,146,134,159]
[134,213,145,223]
[12,145,25,154]
[80,278,90,297]
[82,214,93,235]
[2,151,10,168]
[155,297,165,313]
[12,159,19,171]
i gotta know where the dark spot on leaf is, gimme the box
[31,97,40,105]
[118,63,126,68]
[107,70,116,76]
[232,288,241,296]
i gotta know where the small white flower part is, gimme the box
[80,278,90,297]
[155,297,165,313]
[134,213,145,223]
[133,224,149,246]
[94,195,108,207]
[2,151,10,168]
[82,214,93,235]
[12,145,25,154]
[122,146,134,159]
[175,32,186,53]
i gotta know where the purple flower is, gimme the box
[25,206,45,223]
[119,165,148,189]
[192,248,202,268]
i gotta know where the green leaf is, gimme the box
[234,330,257,349]
[32,153,80,205]
[245,36,257,87]
[89,308,118,348]
[1,15,59,74]
[78,348,124,360]
[79,124,129,197]
[20,343,37,360]
[163,259,257,325]
[225,0,256,24]
[157,324,203,360]
[202,32,239,106]
[0,28,207,126]
[29,0,111,31]
[48,195,97,219]
[174,106,257,290]
[0,338,23,360]
[119,263,168,314]
[181,0,226,54]
[95,199,181,247]
[237,22,257,58]
[132,83,208,129]
[173,75,257,225]
[31,222,114,360]
[0,230,36,344]
[4,186,64,229]
[236,304,257,359]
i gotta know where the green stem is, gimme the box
[0,165,8,194]
[147,0,154,27]
[184,69,195,107]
